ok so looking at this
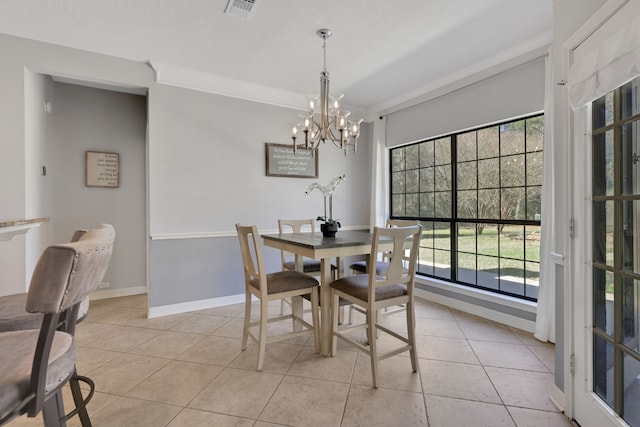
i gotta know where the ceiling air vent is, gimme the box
[225,0,258,19]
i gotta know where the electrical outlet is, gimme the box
[98,282,110,288]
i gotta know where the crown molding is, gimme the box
[149,61,307,111]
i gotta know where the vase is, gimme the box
[321,223,338,237]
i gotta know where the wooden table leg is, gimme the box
[320,258,333,356]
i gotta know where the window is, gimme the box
[390,114,543,301]
[591,77,640,425]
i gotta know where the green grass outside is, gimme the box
[418,224,541,280]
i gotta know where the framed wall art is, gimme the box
[85,151,120,188]
[265,143,318,178]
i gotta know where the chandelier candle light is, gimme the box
[291,29,363,157]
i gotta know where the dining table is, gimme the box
[262,229,380,356]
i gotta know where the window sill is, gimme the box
[415,276,537,332]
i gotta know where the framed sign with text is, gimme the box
[85,151,120,188]
[265,143,318,178]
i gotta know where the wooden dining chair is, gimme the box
[0,224,115,426]
[236,224,320,371]
[330,223,422,388]
[277,219,343,320]
[347,219,420,322]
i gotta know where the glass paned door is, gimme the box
[591,77,640,426]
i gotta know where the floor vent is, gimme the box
[224,0,258,19]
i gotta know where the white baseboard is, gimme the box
[549,384,565,412]
[90,285,147,301]
[415,283,536,333]
[147,293,247,318]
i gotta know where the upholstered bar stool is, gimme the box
[0,225,114,426]
[0,223,115,426]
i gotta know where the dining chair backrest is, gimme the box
[236,224,269,298]
[382,219,420,264]
[0,224,115,423]
[369,224,421,294]
[277,219,315,269]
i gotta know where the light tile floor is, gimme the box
[12,294,576,427]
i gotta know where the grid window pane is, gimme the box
[593,91,615,129]
[405,145,419,169]
[593,200,614,266]
[406,169,419,193]
[433,224,451,250]
[527,186,542,220]
[434,249,451,279]
[457,132,477,162]
[476,225,499,257]
[434,165,452,190]
[525,225,541,262]
[500,258,525,296]
[418,247,434,276]
[420,141,434,167]
[525,261,540,299]
[526,151,543,186]
[623,353,640,425]
[622,200,639,274]
[593,268,614,336]
[622,121,639,196]
[435,137,451,166]
[593,130,614,196]
[435,191,452,218]
[501,188,526,220]
[458,252,477,284]
[457,190,477,219]
[501,154,526,187]
[500,120,525,156]
[500,225,525,260]
[593,333,614,407]
[621,76,640,120]
[420,193,435,217]
[478,127,499,159]
[392,194,405,217]
[457,161,477,190]
[477,255,499,290]
[389,114,542,301]
[478,158,499,188]
[406,194,419,216]
[478,189,500,219]
[622,277,639,353]
[392,171,405,194]
[457,223,476,254]
[391,148,405,172]
[420,167,435,191]
[526,116,544,152]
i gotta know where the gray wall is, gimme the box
[386,56,546,146]
[0,33,152,296]
[146,83,373,308]
[49,82,147,292]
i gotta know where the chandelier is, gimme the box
[291,29,363,157]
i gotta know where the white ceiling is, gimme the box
[0,0,553,115]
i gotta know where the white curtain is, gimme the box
[568,14,640,110]
[535,50,556,343]
[370,117,388,230]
